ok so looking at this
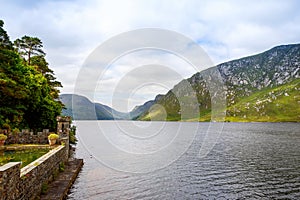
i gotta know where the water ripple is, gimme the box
[68,122,300,199]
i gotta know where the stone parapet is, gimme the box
[0,145,68,200]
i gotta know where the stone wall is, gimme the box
[0,145,68,200]
[1,116,71,146]
[0,162,20,199]
[4,129,50,145]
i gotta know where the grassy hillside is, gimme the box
[226,79,300,122]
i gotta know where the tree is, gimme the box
[30,55,63,99]
[14,35,45,65]
[0,20,63,131]
[22,71,63,130]
[14,35,63,99]
[31,55,53,75]
[0,20,13,49]
[0,48,29,127]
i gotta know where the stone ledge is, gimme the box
[0,162,20,171]
[40,158,84,200]
[20,145,65,176]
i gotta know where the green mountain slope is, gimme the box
[138,43,300,122]
[226,79,300,122]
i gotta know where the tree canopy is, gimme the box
[0,20,12,49]
[0,20,63,131]
[14,35,45,65]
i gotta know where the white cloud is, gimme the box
[93,50,196,111]
[1,0,300,111]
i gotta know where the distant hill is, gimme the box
[60,94,129,120]
[60,93,165,120]
[138,43,300,122]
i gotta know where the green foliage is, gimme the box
[0,148,49,167]
[48,133,59,140]
[0,133,7,140]
[12,128,20,134]
[41,182,48,194]
[2,123,11,130]
[14,35,45,65]
[0,20,63,131]
[69,125,77,144]
[0,20,12,49]
[59,162,65,172]
[30,55,62,99]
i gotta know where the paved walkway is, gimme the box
[40,158,83,200]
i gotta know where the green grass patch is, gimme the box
[0,148,50,167]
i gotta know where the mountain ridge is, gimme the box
[60,43,300,122]
[138,43,300,122]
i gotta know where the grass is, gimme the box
[0,148,50,167]
[225,79,300,122]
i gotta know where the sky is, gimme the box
[1,0,300,112]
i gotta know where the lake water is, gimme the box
[68,121,300,199]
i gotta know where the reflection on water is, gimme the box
[68,122,300,199]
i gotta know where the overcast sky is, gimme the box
[1,0,300,112]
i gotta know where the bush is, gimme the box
[41,182,48,194]
[2,123,10,131]
[59,162,65,172]
[48,133,59,140]
[0,133,7,140]
[69,125,77,144]
[12,128,20,134]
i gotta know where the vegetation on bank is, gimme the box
[0,20,63,131]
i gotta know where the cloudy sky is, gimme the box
[1,0,300,112]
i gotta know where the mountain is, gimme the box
[129,95,164,119]
[60,93,163,120]
[137,43,300,122]
[60,44,300,122]
[60,94,129,120]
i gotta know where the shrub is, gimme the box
[41,182,48,194]
[2,123,10,131]
[59,162,65,172]
[48,133,59,140]
[0,134,7,140]
[12,128,20,134]
[69,125,77,144]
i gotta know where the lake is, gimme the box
[67,121,300,199]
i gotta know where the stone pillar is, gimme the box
[60,137,69,161]
[56,116,71,161]
[56,116,71,134]
[0,162,21,200]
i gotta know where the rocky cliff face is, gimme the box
[220,44,300,105]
